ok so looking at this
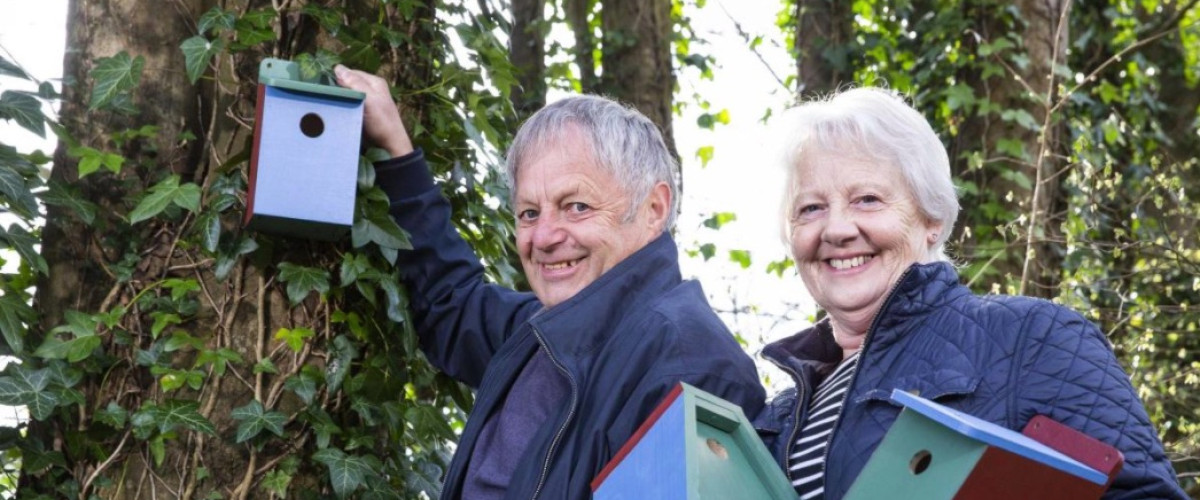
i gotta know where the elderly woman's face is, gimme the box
[788,149,940,332]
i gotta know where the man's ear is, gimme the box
[644,181,672,232]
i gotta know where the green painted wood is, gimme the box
[681,384,798,500]
[844,408,987,500]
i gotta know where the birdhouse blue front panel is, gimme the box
[594,395,688,500]
[248,84,362,239]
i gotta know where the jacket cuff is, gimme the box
[374,148,436,198]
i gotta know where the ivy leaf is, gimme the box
[129,175,202,224]
[0,365,58,420]
[231,400,288,443]
[1,224,49,275]
[284,371,319,405]
[34,330,101,363]
[164,331,204,352]
[0,90,46,137]
[41,180,98,225]
[702,212,737,230]
[312,448,381,498]
[96,401,128,428]
[728,249,752,269]
[352,210,412,250]
[0,164,38,219]
[0,55,28,79]
[197,7,236,35]
[277,263,330,304]
[89,51,144,110]
[0,294,33,354]
[377,277,408,324]
[133,400,216,436]
[261,469,292,498]
[274,327,314,353]
[180,36,224,84]
[150,312,182,339]
[326,335,358,392]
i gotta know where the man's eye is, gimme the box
[518,209,539,221]
[567,202,590,213]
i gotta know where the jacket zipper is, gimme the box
[766,354,810,473]
[529,325,578,500]
[819,266,913,492]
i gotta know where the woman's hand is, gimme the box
[334,64,414,158]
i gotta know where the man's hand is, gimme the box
[334,64,415,158]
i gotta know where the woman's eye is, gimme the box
[858,194,882,204]
[567,202,590,213]
[795,204,822,218]
[518,209,539,221]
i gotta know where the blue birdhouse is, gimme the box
[245,58,365,241]
[592,383,797,500]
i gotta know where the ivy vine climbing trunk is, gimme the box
[21,0,483,498]
[949,0,1069,298]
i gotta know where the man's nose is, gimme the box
[531,212,567,249]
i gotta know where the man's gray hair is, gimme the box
[778,87,960,262]
[505,95,679,231]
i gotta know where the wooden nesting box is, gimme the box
[843,389,1122,500]
[592,383,797,500]
[245,58,365,240]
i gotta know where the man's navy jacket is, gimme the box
[376,150,766,499]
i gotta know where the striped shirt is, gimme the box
[789,352,860,499]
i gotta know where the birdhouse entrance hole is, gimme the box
[909,450,932,475]
[300,112,325,138]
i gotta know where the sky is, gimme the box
[0,0,812,393]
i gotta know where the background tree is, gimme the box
[2,0,520,497]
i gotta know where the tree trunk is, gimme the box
[510,0,547,118]
[24,1,450,498]
[794,0,854,97]
[596,0,677,159]
[950,0,1069,298]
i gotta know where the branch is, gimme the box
[715,0,789,92]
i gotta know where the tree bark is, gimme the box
[597,0,677,159]
[794,0,854,97]
[26,1,441,498]
[950,0,1069,298]
[510,0,547,118]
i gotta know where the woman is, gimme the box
[753,87,1185,499]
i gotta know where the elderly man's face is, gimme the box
[788,149,941,334]
[514,128,667,308]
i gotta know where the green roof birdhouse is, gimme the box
[245,58,364,241]
[592,383,797,500]
[844,389,1122,500]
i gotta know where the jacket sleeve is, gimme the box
[374,150,539,388]
[1017,304,1186,499]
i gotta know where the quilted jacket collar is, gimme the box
[527,232,681,359]
[763,261,965,365]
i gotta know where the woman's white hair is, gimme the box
[778,87,960,262]
[505,95,679,231]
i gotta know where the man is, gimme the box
[336,65,765,499]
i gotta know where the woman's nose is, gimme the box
[821,207,859,245]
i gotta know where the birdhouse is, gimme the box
[592,383,797,500]
[843,389,1123,500]
[245,58,365,241]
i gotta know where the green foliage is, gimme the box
[0,0,523,498]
